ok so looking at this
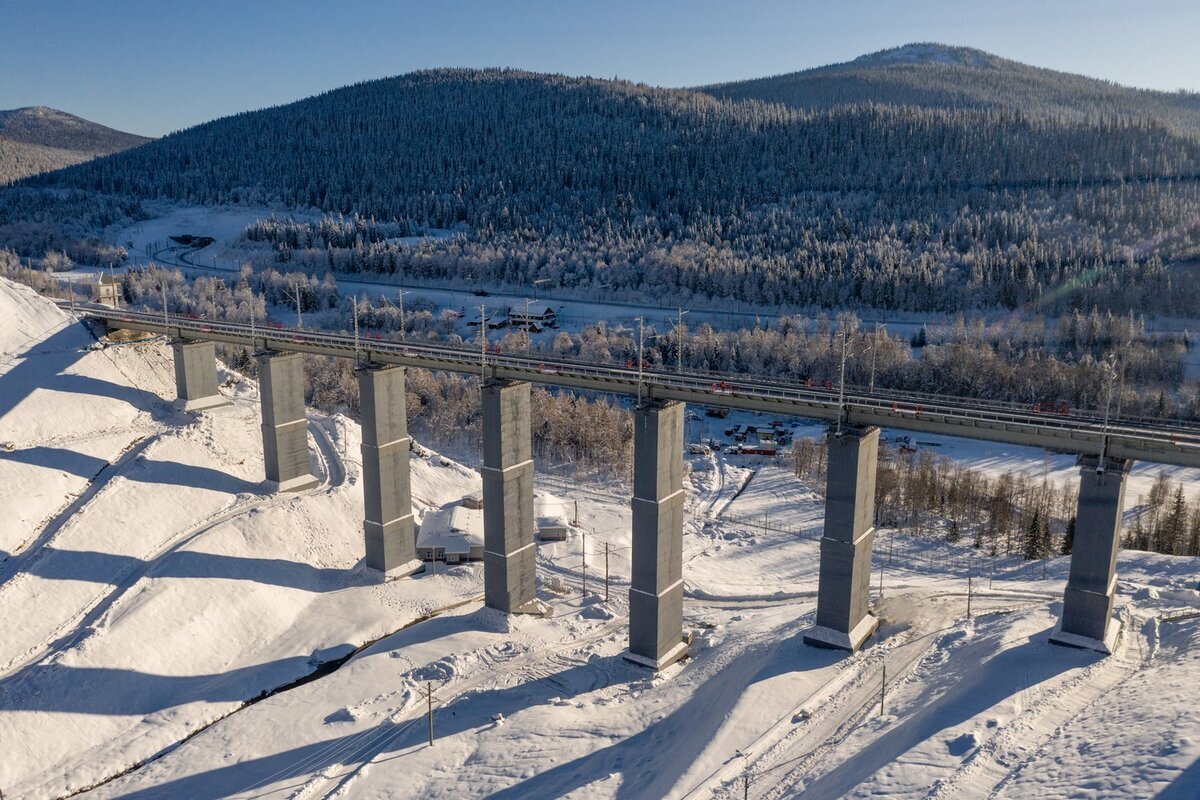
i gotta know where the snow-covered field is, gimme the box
[1,276,1198,799]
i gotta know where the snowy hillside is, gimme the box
[0,107,150,185]
[0,278,1198,798]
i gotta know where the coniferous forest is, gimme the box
[5,56,1200,317]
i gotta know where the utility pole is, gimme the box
[672,307,689,374]
[352,295,360,362]
[1099,358,1116,471]
[161,281,169,326]
[67,275,75,314]
[878,558,884,599]
[397,290,410,340]
[880,663,887,716]
[291,281,303,329]
[836,327,849,437]
[636,316,647,405]
[478,304,489,377]
[581,529,588,599]
[869,323,881,393]
[736,750,750,800]
[603,541,610,603]
[421,682,435,746]
[967,573,973,619]
[109,264,121,310]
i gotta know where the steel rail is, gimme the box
[66,302,1200,468]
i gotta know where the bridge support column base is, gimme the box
[172,339,228,411]
[274,474,320,493]
[804,615,879,652]
[1049,619,1120,654]
[177,395,231,412]
[624,640,689,671]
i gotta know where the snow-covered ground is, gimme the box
[1,277,1198,799]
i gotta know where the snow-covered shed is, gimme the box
[534,491,574,541]
[417,502,484,564]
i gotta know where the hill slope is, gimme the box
[14,64,1200,315]
[0,106,150,185]
[700,43,1200,134]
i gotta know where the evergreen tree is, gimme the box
[1023,509,1043,560]
[1061,515,1076,555]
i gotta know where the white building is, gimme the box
[534,491,574,541]
[417,491,576,561]
[416,502,484,564]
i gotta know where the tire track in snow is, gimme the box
[0,434,158,586]
[924,608,1149,800]
[0,419,340,678]
[251,616,628,800]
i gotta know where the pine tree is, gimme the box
[1023,509,1043,560]
[1061,515,1076,555]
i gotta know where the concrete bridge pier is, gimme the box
[481,379,539,613]
[1051,455,1131,653]
[256,350,319,493]
[805,425,880,653]
[171,339,230,411]
[626,400,688,671]
[359,364,421,576]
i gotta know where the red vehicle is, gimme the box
[265,321,285,330]
[198,324,213,333]
[822,379,834,390]
[536,363,559,375]
[711,381,735,395]
[364,332,383,341]
[1033,402,1071,416]
[184,312,200,320]
[626,358,649,369]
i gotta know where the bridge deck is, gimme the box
[73,303,1200,468]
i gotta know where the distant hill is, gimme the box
[700,43,1200,135]
[14,62,1200,315]
[0,107,150,185]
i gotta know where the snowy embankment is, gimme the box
[0,276,1197,799]
[0,278,484,798]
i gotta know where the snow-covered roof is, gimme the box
[534,491,572,529]
[418,503,484,554]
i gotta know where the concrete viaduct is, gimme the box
[81,304,1200,668]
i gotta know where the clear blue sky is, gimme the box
[2,0,1198,137]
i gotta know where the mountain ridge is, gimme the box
[0,106,150,185]
[699,42,1200,134]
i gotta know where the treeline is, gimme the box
[792,438,1200,559]
[536,316,1194,420]
[11,259,1195,420]
[16,68,1200,315]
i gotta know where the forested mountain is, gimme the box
[17,62,1200,314]
[0,107,150,185]
[700,43,1200,134]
